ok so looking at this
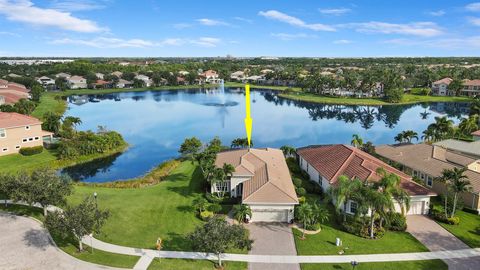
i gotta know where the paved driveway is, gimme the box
[247,222,299,270]
[407,215,480,270]
[0,212,124,270]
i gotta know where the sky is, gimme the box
[0,0,480,57]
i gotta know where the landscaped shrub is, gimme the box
[385,212,407,231]
[446,216,460,225]
[57,130,126,159]
[286,157,301,174]
[342,221,362,235]
[360,223,385,239]
[298,196,306,204]
[293,177,303,188]
[205,193,240,205]
[200,210,214,221]
[305,222,321,231]
[300,170,310,180]
[296,187,306,197]
[208,203,222,214]
[19,146,43,156]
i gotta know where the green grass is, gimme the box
[148,259,246,270]
[32,92,67,120]
[279,92,473,106]
[301,260,447,270]
[0,149,58,173]
[436,210,480,248]
[68,161,206,250]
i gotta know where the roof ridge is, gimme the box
[330,147,356,183]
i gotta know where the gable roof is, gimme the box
[464,79,480,87]
[215,148,298,204]
[0,112,42,129]
[433,77,453,85]
[297,144,435,196]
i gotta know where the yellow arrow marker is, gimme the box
[244,84,252,148]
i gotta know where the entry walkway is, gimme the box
[407,215,480,270]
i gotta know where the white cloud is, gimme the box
[428,10,445,16]
[50,37,156,48]
[197,18,229,26]
[346,21,443,37]
[383,36,480,49]
[0,0,104,33]
[258,10,336,31]
[159,38,185,46]
[319,8,351,16]
[234,17,253,24]
[333,39,352,44]
[50,0,107,11]
[469,17,480,26]
[190,37,221,47]
[466,2,480,11]
[173,23,192,29]
[271,33,316,41]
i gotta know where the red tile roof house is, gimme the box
[214,148,298,222]
[200,70,222,84]
[297,145,436,215]
[0,79,30,105]
[431,77,453,96]
[461,79,480,97]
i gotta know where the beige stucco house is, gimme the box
[376,143,480,212]
[213,148,298,222]
[297,145,436,215]
[0,112,53,156]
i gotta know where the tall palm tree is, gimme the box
[394,133,405,144]
[280,145,296,157]
[351,134,363,148]
[402,130,419,143]
[233,204,252,223]
[376,168,411,216]
[445,168,471,218]
[422,128,435,143]
[458,115,479,136]
[359,184,394,239]
[329,176,362,222]
[470,98,480,117]
[296,203,313,239]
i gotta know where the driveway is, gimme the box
[0,212,124,270]
[247,222,300,270]
[407,215,480,270]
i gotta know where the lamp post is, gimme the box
[93,192,98,211]
[351,261,359,270]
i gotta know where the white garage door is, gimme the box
[407,201,425,215]
[251,209,288,222]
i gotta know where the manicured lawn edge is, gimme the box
[434,210,480,248]
[0,205,139,269]
[300,260,447,270]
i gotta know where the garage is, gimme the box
[407,201,425,215]
[250,209,289,222]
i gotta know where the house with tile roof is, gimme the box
[67,76,87,89]
[0,112,53,156]
[376,143,480,212]
[297,144,436,215]
[461,79,480,97]
[214,148,298,222]
[0,79,30,105]
[200,70,221,84]
[431,77,453,96]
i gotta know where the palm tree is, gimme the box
[359,184,394,239]
[402,130,419,143]
[351,134,363,148]
[311,203,330,228]
[375,168,411,217]
[280,145,296,157]
[230,138,252,148]
[394,133,405,144]
[233,204,252,223]
[470,98,480,117]
[296,203,313,239]
[328,176,362,222]
[437,167,471,218]
[422,127,435,143]
[458,115,479,136]
[192,197,209,213]
[420,110,431,120]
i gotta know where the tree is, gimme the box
[375,168,410,217]
[384,88,404,103]
[45,196,109,251]
[448,79,464,96]
[230,138,251,148]
[350,134,363,148]
[42,112,62,135]
[0,173,17,207]
[394,133,405,144]
[470,98,480,117]
[207,136,223,153]
[55,77,68,91]
[361,141,375,154]
[14,99,36,115]
[211,163,235,198]
[296,203,313,239]
[358,183,394,239]
[458,115,479,136]
[192,197,209,213]
[328,176,362,222]
[280,145,296,157]
[61,116,82,138]
[233,204,252,223]
[30,84,44,102]
[438,168,471,218]
[189,217,252,267]
[179,137,202,162]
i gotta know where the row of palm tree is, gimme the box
[394,130,418,143]
[437,168,472,218]
[421,115,479,143]
[230,138,252,148]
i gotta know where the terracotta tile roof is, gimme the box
[215,148,298,204]
[202,70,218,77]
[472,130,480,136]
[0,112,42,129]
[376,144,480,194]
[463,79,480,86]
[433,77,453,85]
[0,93,24,104]
[297,144,435,196]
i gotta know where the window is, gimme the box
[318,175,322,186]
[22,138,27,143]
[34,137,39,140]
[2,148,7,152]
[0,128,5,138]
[427,176,433,187]
[214,181,229,192]
[28,138,33,141]
[306,163,309,172]
[25,126,30,130]
[350,201,358,214]
[15,145,20,149]
[413,170,417,177]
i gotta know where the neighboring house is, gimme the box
[260,69,274,74]
[434,139,480,160]
[297,144,436,215]
[213,148,299,222]
[431,77,453,96]
[8,73,22,78]
[0,79,30,104]
[200,70,221,84]
[67,76,87,89]
[176,77,186,85]
[134,75,153,87]
[0,112,53,156]
[376,143,480,212]
[55,72,71,79]
[37,76,56,88]
[95,73,105,80]
[245,75,266,84]
[178,70,190,76]
[461,79,480,97]
[111,71,123,78]
[93,80,112,89]
[116,79,133,89]
[230,71,245,81]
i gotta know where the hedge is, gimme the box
[19,145,44,156]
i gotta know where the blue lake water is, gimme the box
[62,87,470,182]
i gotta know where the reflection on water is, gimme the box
[64,87,469,182]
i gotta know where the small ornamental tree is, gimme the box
[179,137,202,162]
[189,217,252,267]
[233,204,252,223]
[0,174,17,206]
[45,196,109,251]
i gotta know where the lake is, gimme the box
[62,86,470,182]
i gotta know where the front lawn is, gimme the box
[301,260,447,270]
[0,150,58,174]
[436,209,480,248]
[148,259,247,270]
[68,161,207,250]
